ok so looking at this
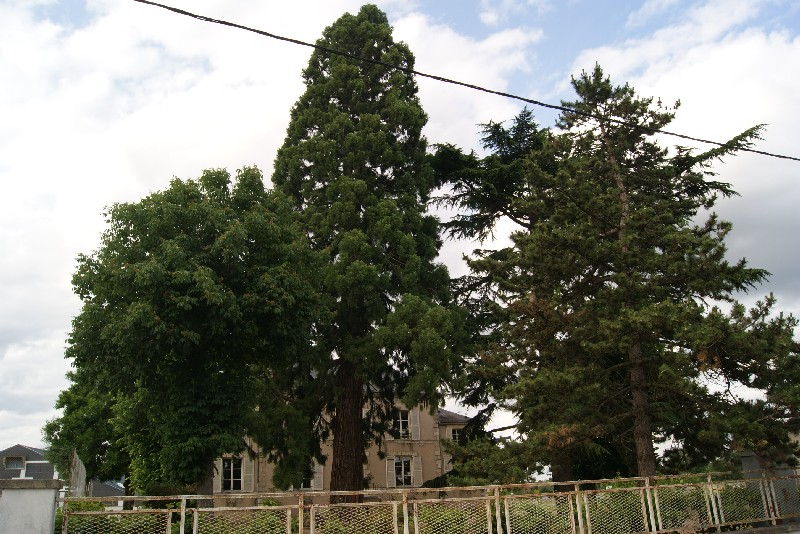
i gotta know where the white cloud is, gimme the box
[394,12,542,150]
[626,0,681,28]
[568,0,800,320]
[479,0,550,27]
[0,0,541,448]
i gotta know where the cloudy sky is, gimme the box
[1,0,798,451]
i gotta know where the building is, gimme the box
[0,444,58,481]
[212,406,470,494]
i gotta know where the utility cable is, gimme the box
[132,0,800,163]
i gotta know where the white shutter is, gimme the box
[412,456,423,487]
[243,455,255,492]
[386,457,396,488]
[212,459,222,493]
[443,452,452,473]
[410,408,420,440]
[312,459,324,491]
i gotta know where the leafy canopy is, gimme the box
[51,167,324,489]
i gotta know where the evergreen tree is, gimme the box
[434,66,798,479]
[273,5,461,495]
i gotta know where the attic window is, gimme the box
[5,457,23,470]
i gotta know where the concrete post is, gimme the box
[0,479,63,534]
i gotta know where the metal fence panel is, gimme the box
[714,479,772,527]
[769,476,800,519]
[59,472,800,534]
[414,498,492,534]
[652,484,712,532]
[195,506,290,534]
[503,493,574,534]
[65,510,170,534]
[583,489,648,534]
[311,502,397,534]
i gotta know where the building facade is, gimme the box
[212,407,469,494]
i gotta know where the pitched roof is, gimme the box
[90,480,126,497]
[437,408,470,424]
[0,444,47,462]
[22,462,56,480]
[0,469,23,480]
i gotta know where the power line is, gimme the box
[132,0,800,163]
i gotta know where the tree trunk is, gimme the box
[628,338,657,477]
[329,359,364,502]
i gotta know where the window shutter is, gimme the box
[312,459,324,491]
[212,459,222,493]
[412,456,423,487]
[443,452,452,473]
[386,457,396,488]
[243,455,255,492]
[410,408,420,440]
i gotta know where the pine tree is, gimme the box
[434,66,798,479]
[273,5,461,495]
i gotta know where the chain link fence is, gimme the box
[59,471,800,533]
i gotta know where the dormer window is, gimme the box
[4,457,23,470]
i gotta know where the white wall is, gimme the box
[0,479,62,534]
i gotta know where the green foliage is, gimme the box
[44,367,129,483]
[505,497,573,534]
[417,504,488,534]
[437,437,538,486]
[435,65,798,480]
[272,4,464,490]
[64,512,166,534]
[55,501,106,534]
[198,510,287,534]
[51,166,324,489]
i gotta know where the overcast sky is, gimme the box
[1,0,798,451]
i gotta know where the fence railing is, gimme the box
[59,471,800,533]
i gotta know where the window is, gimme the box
[299,464,314,490]
[394,456,412,487]
[221,457,242,491]
[395,410,410,438]
[4,457,23,469]
[450,428,462,445]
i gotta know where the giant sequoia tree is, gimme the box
[434,66,799,479]
[48,167,324,489]
[273,5,461,494]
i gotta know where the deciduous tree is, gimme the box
[52,167,324,489]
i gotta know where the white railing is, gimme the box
[59,471,800,533]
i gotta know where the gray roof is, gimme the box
[24,462,55,480]
[0,469,23,480]
[437,408,470,425]
[90,480,126,497]
[1,444,47,462]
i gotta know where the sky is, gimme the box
[1,0,799,452]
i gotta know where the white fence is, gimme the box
[59,472,800,533]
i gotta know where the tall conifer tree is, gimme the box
[434,66,798,479]
[273,5,459,494]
